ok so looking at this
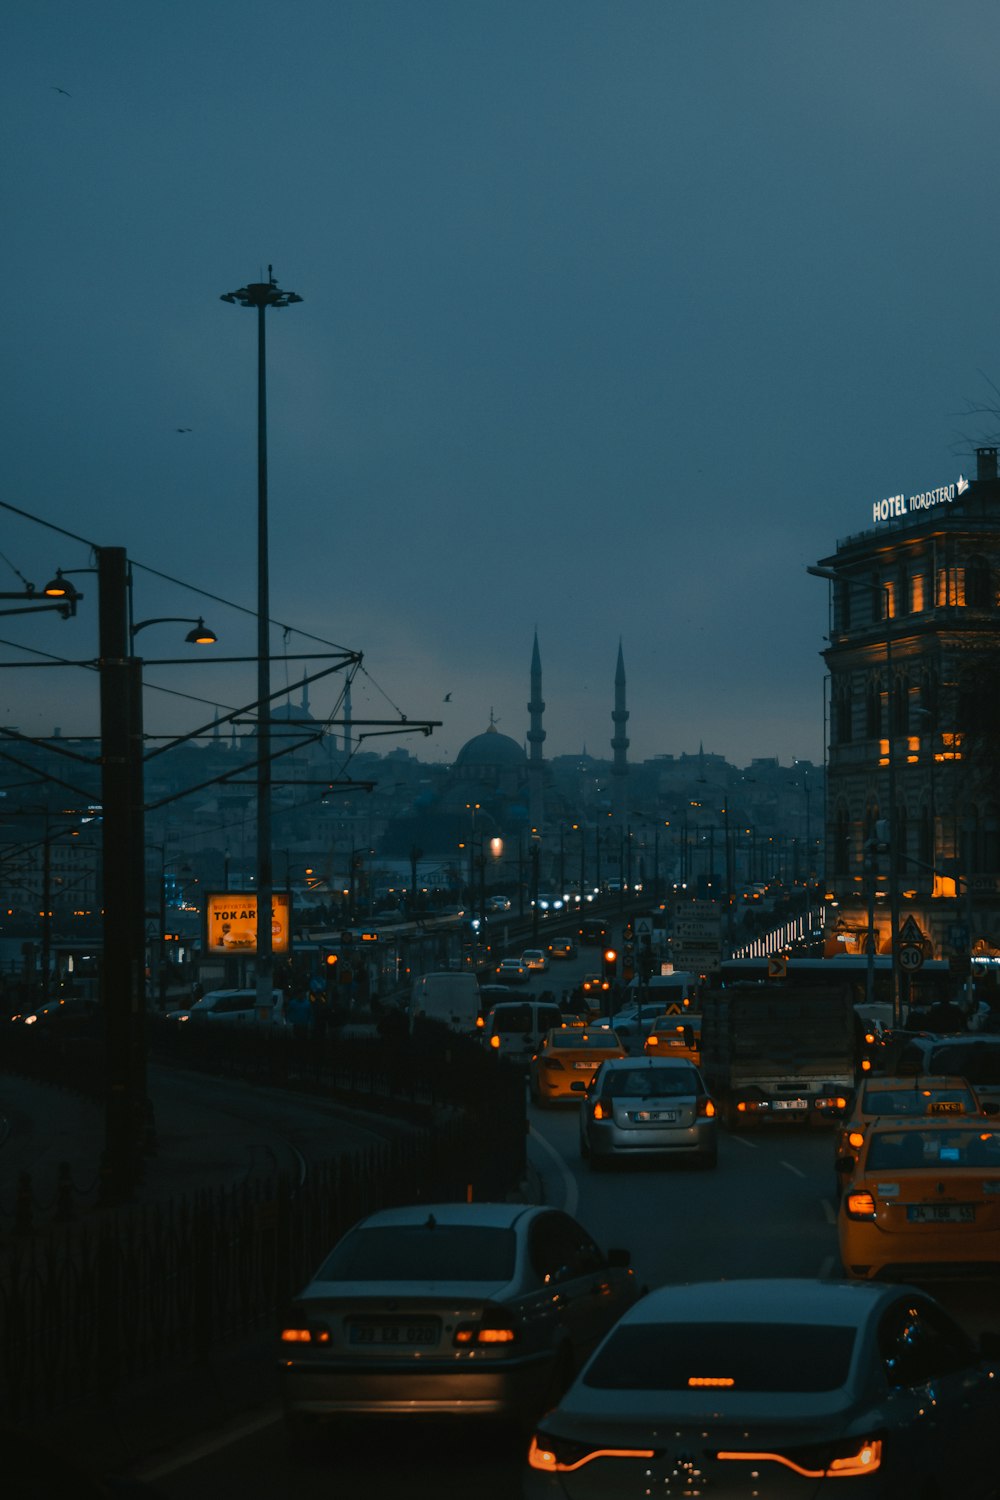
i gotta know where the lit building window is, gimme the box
[936,567,965,606]
[909,573,926,612]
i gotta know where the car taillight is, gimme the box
[528,1434,656,1472]
[280,1323,331,1345]
[592,1098,613,1120]
[490,1034,501,1048]
[717,1435,883,1479]
[848,1130,865,1149]
[475,1015,484,1029]
[696,1095,716,1118]
[453,1306,517,1346]
[646,1036,659,1047]
[845,1190,877,1219]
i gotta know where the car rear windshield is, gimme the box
[866,1128,1000,1170]
[550,1031,619,1049]
[316,1225,517,1281]
[861,1086,973,1115]
[584,1322,856,1392]
[929,1044,1000,1086]
[602,1066,701,1098]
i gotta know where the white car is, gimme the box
[521,949,549,972]
[165,988,287,1026]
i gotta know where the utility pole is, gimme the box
[98,545,148,1201]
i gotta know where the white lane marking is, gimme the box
[529,1123,578,1218]
[781,1160,805,1178]
[729,1134,757,1149]
[821,1198,837,1224]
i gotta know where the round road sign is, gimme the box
[898,943,924,971]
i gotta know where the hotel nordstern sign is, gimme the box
[872,473,968,525]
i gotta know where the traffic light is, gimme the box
[603,947,618,982]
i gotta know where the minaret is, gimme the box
[527,629,546,830]
[611,639,630,827]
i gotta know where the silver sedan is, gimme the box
[579,1056,718,1169]
[279,1201,639,1441]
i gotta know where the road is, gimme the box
[126,946,1000,1497]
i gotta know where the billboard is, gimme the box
[204,892,291,956]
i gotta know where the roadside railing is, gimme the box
[0,1025,528,1422]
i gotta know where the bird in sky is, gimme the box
[52,86,71,96]
[443,692,452,701]
[175,427,192,433]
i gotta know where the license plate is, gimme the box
[349,1322,439,1346]
[635,1110,677,1123]
[905,1205,976,1223]
[574,1061,595,1070]
[773,1099,808,1111]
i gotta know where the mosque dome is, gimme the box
[454,721,525,770]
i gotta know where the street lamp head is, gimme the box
[130,616,219,645]
[42,569,85,602]
[220,266,302,310]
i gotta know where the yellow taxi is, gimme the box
[643,1014,702,1066]
[528,1027,627,1108]
[832,1075,987,1191]
[839,1116,1000,1280]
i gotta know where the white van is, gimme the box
[481,999,564,1067]
[408,972,482,1035]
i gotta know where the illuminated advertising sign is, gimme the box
[872,473,968,525]
[204,892,291,956]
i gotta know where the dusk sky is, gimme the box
[3,1,999,772]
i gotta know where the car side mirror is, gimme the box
[606,1247,630,1268]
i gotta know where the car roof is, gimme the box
[862,1074,974,1092]
[599,1055,696,1071]
[618,1278,903,1329]
[865,1114,992,1134]
[354,1202,538,1231]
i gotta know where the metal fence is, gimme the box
[0,1022,528,1420]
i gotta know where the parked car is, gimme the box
[165,988,286,1026]
[279,1201,639,1439]
[580,1055,718,1170]
[526,1278,1000,1498]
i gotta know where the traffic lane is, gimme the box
[528,1102,841,1286]
[132,1383,529,1500]
[530,1101,1000,1343]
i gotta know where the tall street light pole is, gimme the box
[222,268,302,1019]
